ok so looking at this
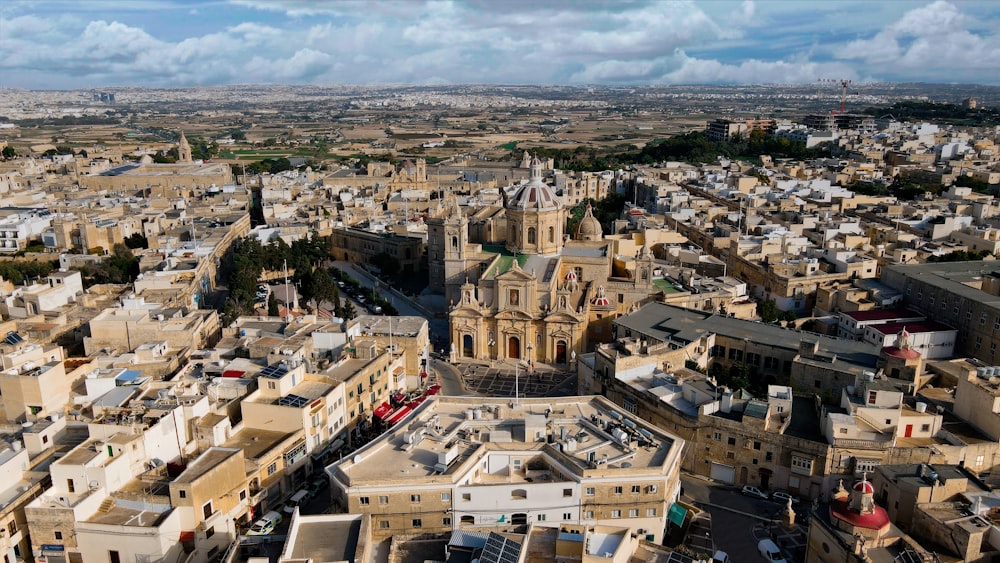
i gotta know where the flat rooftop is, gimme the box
[174,448,241,484]
[331,395,680,487]
[285,515,360,562]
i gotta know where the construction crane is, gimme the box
[818,78,853,114]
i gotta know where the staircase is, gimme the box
[98,498,115,513]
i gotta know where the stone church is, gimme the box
[438,157,660,366]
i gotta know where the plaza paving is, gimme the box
[456,360,578,398]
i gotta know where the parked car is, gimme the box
[771,490,799,505]
[246,511,283,536]
[757,539,786,563]
[741,485,768,499]
[712,551,731,563]
[283,489,310,514]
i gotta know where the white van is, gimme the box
[246,511,282,535]
[283,489,310,514]
[758,538,787,563]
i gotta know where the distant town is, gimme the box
[0,82,999,563]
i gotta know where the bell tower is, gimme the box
[442,197,469,305]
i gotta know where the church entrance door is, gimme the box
[508,337,521,359]
[556,341,567,364]
[462,334,474,358]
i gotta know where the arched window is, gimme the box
[549,226,555,243]
[451,235,458,249]
[528,227,536,244]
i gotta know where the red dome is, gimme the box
[853,480,874,493]
[881,346,921,360]
[830,498,890,530]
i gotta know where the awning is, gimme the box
[222,370,245,378]
[386,406,412,425]
[668,503,688,528]
[373,402,393,420]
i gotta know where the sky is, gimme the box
[1,0,999,89]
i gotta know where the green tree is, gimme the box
[1,146,15,159]
[756,299,780,323]
[124,233,148,249]
[341,301,357,321]
[267,292,280,316]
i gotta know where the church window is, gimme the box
[548,226,555,243]
[528,228,536,244]
[451,235,458,249]
[641,269,649,282]
[509,290,519,307]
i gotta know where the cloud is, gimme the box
[0,0,997,88]
[836,1,1000,80]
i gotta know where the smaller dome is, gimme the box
[853,480,875,493]
[576,203,603,241]
[565,270,577,281]
[592,285,611,307]
[881,346,921,360]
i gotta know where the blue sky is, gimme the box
[1,0,998,89]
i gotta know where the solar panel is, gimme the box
[277,394,309,408]
[260,364,289,379]
[480,532,521,563]
[4,332,23,345]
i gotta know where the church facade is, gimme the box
[442,158,660,366]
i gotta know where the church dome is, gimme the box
[853,480,874,494]
[591,285,611,307]
[565,270,577,281]
[576,203,603,240]
[507,156,560,211]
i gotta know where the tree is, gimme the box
[124,233,148,249]
[341,301,357,321]
[757,299,780,323]
[1,146,15,159]
[267,293,280,316]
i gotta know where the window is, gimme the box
[54,531,62,540]
[611,510,621,519]
[239,490,247,501]
[647,508,657,517]
[202,501,213,519]
[563,488,572,497]
[441,492,451,501]
[585,487,595,496]
[563,512,571,519]
[613,486,623,494]
[379,496,389,505]
[763,356,779,370]
[537,514,546,521]
[512,489,527,499]
[412,519,422,528]
[867,391,877,405]
[981,313,988,325]
[752,458,758,465]
[513,459,522,470]
[462,493,471,501]
[584,510,594,519]
[623,397,637,414]
[921,424,930,432]
[267,462,278,475]
[380,520,390,529]
[713,432,721,441]
[727,437,736,446]
[647,485,658,494]
[726,451,735,459]
[109,551,121,563]
[549,226,555,243]
[67,479,75,493]
[976,455,985,467]
[205,526,215,538]
[360,497,370,505]
[631,485,641,493]
[753,441,761,450]
[791,456,813,474]
[509,289,519,307]
[268,381,276,390]
[765,452,773,462]
[629,509,639,518]
[443,517,452,526]
[855,458,879,474]
[411,494,421,503]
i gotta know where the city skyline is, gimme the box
[1,0,999,89]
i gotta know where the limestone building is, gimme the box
[441,159,661,365]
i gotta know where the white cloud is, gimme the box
[0,0,997,88]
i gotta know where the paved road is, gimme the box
[680,475,808,562]
[331,260,449,344]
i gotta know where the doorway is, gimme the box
[556,341,567,364]
[508,336,520,359]
[462,334,474,358]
